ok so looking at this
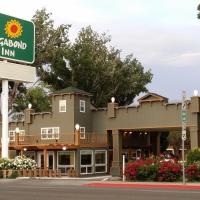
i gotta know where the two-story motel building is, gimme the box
[0,87,200,176]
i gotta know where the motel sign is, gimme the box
[0,13,35,64]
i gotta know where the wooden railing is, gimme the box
[10,132,108,147]
[1,169,61,178]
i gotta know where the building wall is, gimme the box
[74,95,92,133]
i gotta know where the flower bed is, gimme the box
[125,159,182,182]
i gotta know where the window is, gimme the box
[57,151,75,174]
[9,130,25,142]
[80,127,85,139]
[80,150,93,174]
[41,127,60,140]
[9,131,15,142]
[59,100,66,112]
[19,130,25,141]
[80,100,85,113]
[95,150,107,173]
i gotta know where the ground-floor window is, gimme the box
[80,149,107,175]
[57,151,75,174]
[95,150,107,173]
[80,150,93,174]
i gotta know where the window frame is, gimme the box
[41,127,60,140]
[80,126,85,139]
[9,129,25,142]
[57,151,75,174]
[80,100,85,113]
[80,150,93,175]
[59,100,66,112]
[94,150,107,174]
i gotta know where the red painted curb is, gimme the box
[84,183,200,190]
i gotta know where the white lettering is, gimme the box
[1,47,15,57]
[0,38,27,50]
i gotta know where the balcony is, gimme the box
[9,132,108,149]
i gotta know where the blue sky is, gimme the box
[1,0,200,100]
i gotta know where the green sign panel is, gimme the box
[181,110,187,122]
[0,13,35,64]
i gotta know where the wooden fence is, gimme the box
[1,169,61,179]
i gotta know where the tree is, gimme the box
[41,25,153,107]
[198,4,200,19]
[13,85,51,113]
[31,8,71,79]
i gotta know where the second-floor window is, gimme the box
[9,130,25,142]
[80,100,85,113]
[80,127,85,139]
[41,127,59,140]
[59,100,66,112]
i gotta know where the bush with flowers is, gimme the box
[0,156,37,170]
[124,159,158,181]
[125,159,183,182]
[185,161,200,181]
[157,161,182,182]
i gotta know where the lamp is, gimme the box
[28,103,32,109]
[62,146,67,151]
[75,124,80,131]
[111,97,115,103]
[23,148,27,152]
[193,90,198,97]
[15,127,20,133]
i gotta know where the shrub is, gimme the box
[185,162,200,181]
[125,159,182,182]
[157,161,182,182]
[8,171,19,179]
[0,156,36,170]
[125,159,158,181]
[187,149,200,164]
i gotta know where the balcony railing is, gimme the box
[9,132,108,147]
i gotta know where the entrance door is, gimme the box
[37,152,44,169]
[48,151,54,170]
[37,151,55,169]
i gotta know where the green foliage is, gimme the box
[8,171,19,179]
[187,149,200,164]
[13,85,51,113]
[197,4,200,19]
[34,10,153,107]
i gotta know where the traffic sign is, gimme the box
[181,110,187,122]
[0,13,35,63]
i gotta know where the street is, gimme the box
[0,179,200,200]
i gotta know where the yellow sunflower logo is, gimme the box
[5,19,23,38]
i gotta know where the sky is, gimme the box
[1,0,200,101]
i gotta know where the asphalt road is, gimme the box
[0,179,200,200]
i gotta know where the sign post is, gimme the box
[181,91,187,184]
[0,13,36,159]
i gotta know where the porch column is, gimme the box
[190,127,200,149]
[156,132,161,156]
[43,149,47,175]
[110,129,122,177]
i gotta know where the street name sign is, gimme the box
[0,13,35,63]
